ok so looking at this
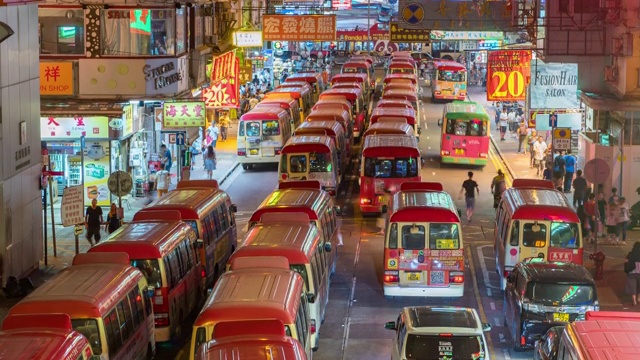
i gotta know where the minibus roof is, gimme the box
[294,120,344,137]
[193,268,304,327]
[240,107,290,121]
[135,188,229,221]
[342,62,371,69]
[371,107,416,118]
[282,135,334,153]
[376,98,414,109]
[361,134,420,158]
[198,335,306,360]
[502,187,579,221]
[250,188,332,222]
[568,315,640,359]
[306,109,350,123]
[382,89,419,101]
[321,88,362,98]
[363,122,414,138]
[285,73,321,84]
[313,99,352,112]
[230,223,321,265]
[89,221,194,259]
[0,327,91,360]
[8,263,143,318]
[390,190,460,223]
[277,81,309,89]
[177,180,220,190]
[331,73,368,83]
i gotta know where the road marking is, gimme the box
[466,246,495,359]
[487,287,492,297]
[503,349,512,360]
[342,227,362,357]
[494,317,501,327]
[490,302,496,310]
[499,333,506,343]
[219,165,242,191]
[477,245,500,290]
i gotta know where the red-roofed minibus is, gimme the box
[228,219,332,351]
[375,98,414,111]
[279,135,342,195]
[254,97,302,130]
[319,87,366,138]
[195,320,307,360]
[341,61,374,89]
[89,214,200,342]
[331,73,372,98]
[267,85,313,120]
[237,106,292,170]
[306,108,353,151]
[313,98,354,124]
[383,182,465,297]
[382,82,417,97]
[556,311,640,360]
[494,179,583,290]
[369,107,419,138]
[349,55,374,66]
[388,60,417,77]
[382,88,421,127]
[362,122,414,141]
[432,60,467,101]
[0,314,94,360]
[382,73,418,87]
[285,72,325,102]
[189,266,312,360]
[294,120,349,173]
[359,135,421,216]
[249,181,340,275]
[133,181,238,290]
[7,253,155,359]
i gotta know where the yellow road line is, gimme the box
[466,246,495,359]
[488,143,513,187]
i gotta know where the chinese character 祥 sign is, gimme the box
[238,65,253,84]
[210,51,236,83]
[163,102,206,127]
[486,50,531,101]
[40,62,74,95]
[41,116,109,139]
[203,58,240,108]
[262,15,337,41]
[234,31,263,47]
[390,22,431,43]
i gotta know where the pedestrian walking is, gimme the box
[542,163,553,181]
[552,151,566,190]
[491,170,507,209]
[218,111,230,141]
[618,197,630,245]
[527,129,537,166]
[563,150,576,192]
[597,191,607,238]
[498,109,508,141]
[516,122,528,153]
[160,144,172,173]
[609,187,619,204]
[207,122,220,148]
[154,163,170,197]
[532,135,547,176]
[572,170,587,207]
[605,201,620,244]
[459,171,479,223]
[84,199,103,246]
[105,202,122,234]
[204,145,217,180]
[584,193,599,244]
[624,242,640,306]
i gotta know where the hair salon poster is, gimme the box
[84,141,111,206]
[530,62,579,110]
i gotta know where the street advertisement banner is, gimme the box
[486,50,531,101]
[262,15,337,41]
[204,58,240,108]
[210,50,236,83]
[332,0,352,10]
[390,22,430,43]
[233,31,263,47]
[163,102,206,127]
[84,141,110,206]
[530,62,579,110]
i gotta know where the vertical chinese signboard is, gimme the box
[486,50,531,101]
[204,51,239,108]
[262,15,337,41]
[238,65,253,84]
[163,102,206,127]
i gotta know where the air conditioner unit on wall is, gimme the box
[605,66,619,82]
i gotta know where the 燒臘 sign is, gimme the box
[163,102,206,127]
[486,50,531,101]
[234,31,263,47]
[40,62,74,95]
[262,15,336,42]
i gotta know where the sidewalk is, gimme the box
[468,87,638,310]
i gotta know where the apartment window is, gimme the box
[101,9,175,56]
[39,8,85,55]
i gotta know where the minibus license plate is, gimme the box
[249,149,259,155]
[406,272,421,282]
[553,313,569,322]
[455,149,465,155]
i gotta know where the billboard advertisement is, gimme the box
[486,50,531,101]
[262,15,337,41]
[530,62,579,110]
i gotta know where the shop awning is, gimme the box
[41,101,127,117]
[581,92,640,112]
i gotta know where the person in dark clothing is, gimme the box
[563,150,577,192]
[552,151,566,189]
[624,242,640,306]
[105,202,121,234]
[85,199,103,246]
[572,169,588,207]
[459,171,479,223]
[597,191,607,238]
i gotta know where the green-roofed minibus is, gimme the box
[437,101,491,166]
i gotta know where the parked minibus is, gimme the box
[195,320,307,360]
[236,106,292,170]
[375,98,414,110]
[359,134,421,215]
[189,265,312,360]
[494,179,584,290]
[279,135,342,194]
[331,73,372,97]
[557,311,640,359]
[267,85,313,120]
[306,107,353,148]
[319,88,366,138]
[382,88,421,125]
[349,55,374,67]
[369,107,419,138]
[285,72,325,102]
[362,122,414,141]
[254,97,302,130]
[89,215,200,342]
[228,219,332,350]
[134,181,237,289]
[382,182,464,297]
[294,120,349,172]
[313,98,354,121]
[438,100,491,166]
[0,314,94,360]
[341,61,374,89]
[382,73,418,88]
[249,181,340,274]
[432,60,467,101]
[388,61,417,76]
[8,253,155,359]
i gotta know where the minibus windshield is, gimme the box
[364,158,418,178]
[445,119,488,136]
[309,152,332,173]
[131,259,162,288]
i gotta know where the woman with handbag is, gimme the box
[105,203,121,234]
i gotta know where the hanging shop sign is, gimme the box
[486,50,531,101]
[234,31,263,47]
[332,0,352,10]
[529,110,583,131]
[123,104,134,137]
[530,62,579,110]
[337,26,390,42]
[390,22,430,43]
[262,15,337,42]
[163,101,206,128]
[144,57,188,95]
[40,62,74,96]
[204,58,240,108]
[41,116,109,139]
[430,31,504,40]
[84,141,111,206]
[239,65,253,83]
[211,50,236,83]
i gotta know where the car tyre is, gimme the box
[242,164,249,170]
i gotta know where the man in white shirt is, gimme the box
[499,109,509,141]
[154,163,170,197]
[532,135,548,176]
[207,122,219,148]
[507,108,517,137]
[249,95,259,110]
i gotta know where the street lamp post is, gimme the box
[367,0,371,52]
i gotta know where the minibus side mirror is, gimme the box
[437,118,443,127]
[230,204,238,213]
[482,323,492,332]
[146,286,154,298]
[381,205,388,214]
[324,242,332,252]
[195,239,204,250]
[384,321,397,330]
[307,293,316,303]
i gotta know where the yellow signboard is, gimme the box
[40,62,74,95]
[163,101,206,128]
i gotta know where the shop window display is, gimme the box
[39,8,85,55]
[101,9,175,56]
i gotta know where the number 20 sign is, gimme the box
[486,50,531,101]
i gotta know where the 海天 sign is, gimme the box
[163,102,206,128]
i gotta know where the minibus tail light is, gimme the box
[275,147,282,155]
[201,268,206,278]
[237,148,246,156]
[449,272,464,284]
[155,313,169,327]
[521,336,526,346]
[384,271,399,283]
[311,319,317,334]
[479,152,488,158]
[441,150,450,156]
[360,198,371,205]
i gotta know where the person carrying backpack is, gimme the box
[491,169,507,209]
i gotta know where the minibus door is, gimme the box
[285,153,310,181]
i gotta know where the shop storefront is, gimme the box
[429,31,504,62]
[336,24,390,54]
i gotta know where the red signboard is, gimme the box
[210,50,236,83]
[486,50,531,101]
[204,58,239,108]
[332,0,351,10]
[262,15,337,41]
